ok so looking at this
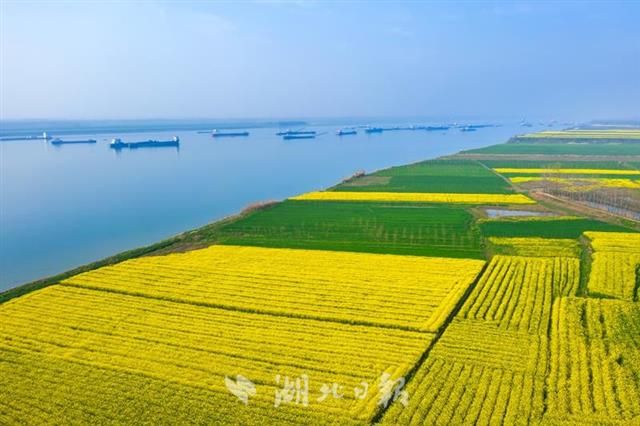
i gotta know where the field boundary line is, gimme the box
[370,260,491,423]
[59,282,433,333]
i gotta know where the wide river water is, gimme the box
[1,119,551,290]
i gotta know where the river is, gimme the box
[0,119,551,290]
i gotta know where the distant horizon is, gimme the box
[3,115,639,123]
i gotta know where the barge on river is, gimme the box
[276,130,317,136]
[211,130,250,138]
[110,136,180,149]
[51,138,97,145]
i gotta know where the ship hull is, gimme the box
[211,132,249,137]
[283,135,315,140]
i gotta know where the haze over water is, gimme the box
[0,119,548,289]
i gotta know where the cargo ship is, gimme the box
[283,134,315,140]
[364,127,384,134]
[110,136,180,149]
[424,125,450,131]
[336,129,357,136]
[211,130,250,137]
[276,130,316,136]
[51,138,97,145]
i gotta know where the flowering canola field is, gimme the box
[586,232,640,301]
[1,245,488,424]
[290,191,534,204]
[62,245,484,332]
[382,256,580,424]
[0,285,435,424]
[488,237,581,257]
[547,297,640,423]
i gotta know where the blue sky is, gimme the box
[1,1,639,121]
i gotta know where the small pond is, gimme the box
[485,209,558,218]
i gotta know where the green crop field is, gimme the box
[332,159,513,194]
[216,200,484,259]
[479,218,632,239]
[463,143,640,156]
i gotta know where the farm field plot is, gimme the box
[0,285,434,424]
[479,217,632,239]
[216,201,484,259]
[62,245,485,332]
[382,255,579,424]
[494,169,640,181]
[546,297,640,424]
[514,129,640,142]
[381,320,549,425]
[290,191,534,205]
[508,177,640,190]
[459,256,580,333]
[586,232,640,300]
[494,167,640,175]
[333,160,514,194]
[488,237,581,257]
[478,159,634,170]
[462,143,640,156]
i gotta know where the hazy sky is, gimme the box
[1,1,639,121]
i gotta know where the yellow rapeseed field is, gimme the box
[547,297,640,423]
[0,285,434,424]
[585,232,640,301]
[382,255,580,424]
[62,245,485,332]
[488,237,581,258]
[495,168,640,175]
[290,191,535,204]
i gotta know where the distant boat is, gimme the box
[460,126,477,132]
[276,130,316,136]
[51,138,97,145]
[211,130,250,137]
[424,125,450,131]
[283,134,315,140]
[110,136,180,149]
[364,127,384,134]
[336,129,357,136]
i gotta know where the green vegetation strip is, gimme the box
[332,159,514,194]
[479,218,633,239]
[216,200,484,259]
[464,143,640,156]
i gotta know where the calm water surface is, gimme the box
[1,120,550,290]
